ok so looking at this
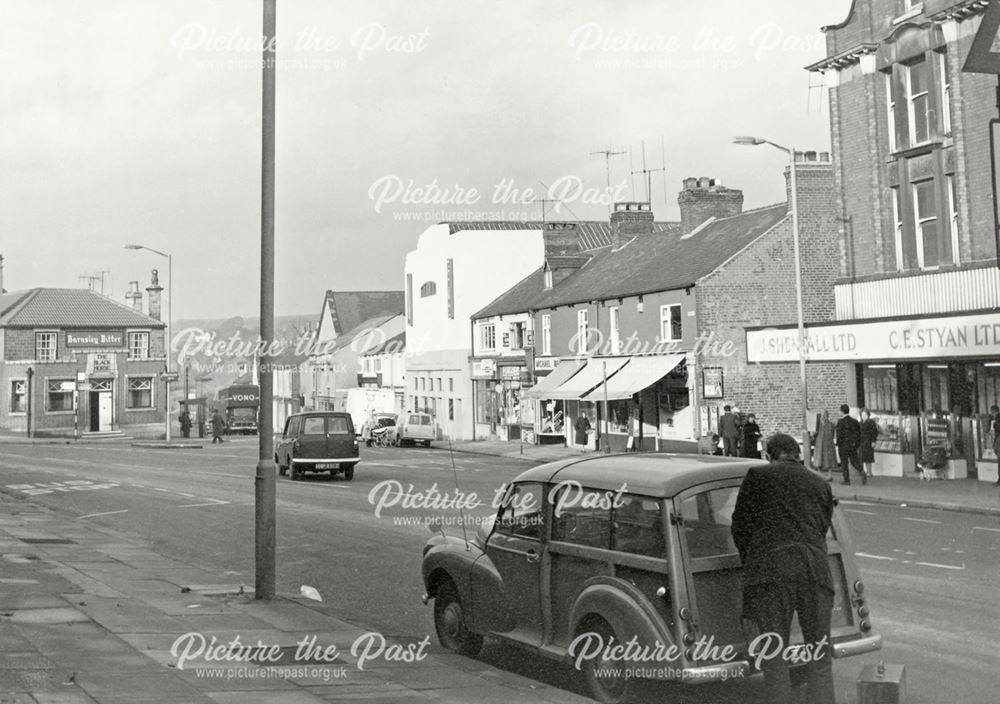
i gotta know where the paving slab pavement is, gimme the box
[0,492,592,704]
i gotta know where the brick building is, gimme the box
[796,0,1000,482]
[472,161,840,451]
[0,282,168,438]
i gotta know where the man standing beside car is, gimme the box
[731,433,835,704]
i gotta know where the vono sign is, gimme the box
[231,393,257,402]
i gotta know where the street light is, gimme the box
[732,136,812,469]
[125,243,173,443]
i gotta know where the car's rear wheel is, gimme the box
[275,455,287,476]
[433,580,482,657]
[578,617,637,704]
[343,465,355,481]
[424,440,432,448]
[289,464,300,481]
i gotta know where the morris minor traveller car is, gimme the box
[421,453,881,703]
[275,412,359,481]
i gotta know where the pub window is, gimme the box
[46,379,74,412]
[480,323,496,351]
[659,304,682,342]
[35,332,57,362]
[10,380,26,413]
[128,331,150,360]
[126,377,154,409]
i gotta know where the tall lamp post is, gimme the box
[732,136,812,469]
[125,244,172,443]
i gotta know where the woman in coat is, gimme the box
[813,410,838,476]
[740,413,762,459]
[859,410,880,478]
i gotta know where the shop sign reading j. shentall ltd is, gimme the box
[747,312,1000,363]
[65,331,125,348]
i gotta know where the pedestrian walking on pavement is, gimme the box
[179,409,192,439]
[741,413,762,459]
[573,411,591,452]
[990,405,1000,486]
[720,405,740,457]
[835,404,864,485]
[859,410,880,479]
[210,409,225,444]
[732,433,836,704]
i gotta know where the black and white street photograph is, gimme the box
[2,1,999,703]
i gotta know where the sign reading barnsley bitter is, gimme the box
[66,331,125,348]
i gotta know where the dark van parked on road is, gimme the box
[275,412,359,481]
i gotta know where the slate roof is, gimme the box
[473,203,788,318]
[446,221,680,252]
[0,288,166,328]
[325,314,401,355]
[321,290,404,336]
[362,330,405,356]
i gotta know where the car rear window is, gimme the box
[328,416,350,434]
[420,415,432,425]
[409,415,421,424]
[302,417,325,435]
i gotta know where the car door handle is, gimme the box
[525,549,540,563]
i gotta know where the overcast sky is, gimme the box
[1,1,852,320]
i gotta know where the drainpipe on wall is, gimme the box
[25,367,33,438]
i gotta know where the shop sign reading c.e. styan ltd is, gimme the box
[746,312,1000,363]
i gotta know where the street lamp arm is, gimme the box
[124,244,169,259]
[732,136,790,155]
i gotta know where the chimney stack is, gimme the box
[610,202,654,249]
[542,222,590,287]
[126,281,143,311]
[145,269,163,320]
[677,177,743,234]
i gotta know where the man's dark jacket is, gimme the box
[731,461,834,592]
[719,412,739,439]
[835,414,861,449]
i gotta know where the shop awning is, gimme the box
[582,354,685,401]
[545,357,630,400]
[523,360,585,399]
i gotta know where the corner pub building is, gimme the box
[0,281,167,438]
[747,0,1000,483]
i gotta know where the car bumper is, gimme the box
[832,633,882,658]
[291,457,360,463]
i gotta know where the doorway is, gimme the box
[89,390,113,432]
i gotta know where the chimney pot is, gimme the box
[678,178,743,234]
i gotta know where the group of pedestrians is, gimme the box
[813,404,879,485]
[718,405,763,459]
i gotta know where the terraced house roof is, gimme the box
[0,288,166,328]
[473,203,788,318]
[446,220,680,252]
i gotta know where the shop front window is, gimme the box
[863,365,898,412]
[539,400,565,434]
[475,380,500,425]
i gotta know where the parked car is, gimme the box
[275,412,359,481]
[421,453,881,704]
[397,411,435,447]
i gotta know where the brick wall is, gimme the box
[695,160,848,437]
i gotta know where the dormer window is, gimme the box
[543,265,553,290]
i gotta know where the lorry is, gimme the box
[218,383,260,435]
[345,387,397,437]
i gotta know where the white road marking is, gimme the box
[915,561,964,570]
[973,526,1000,533]
[0,578,39,584]
[902,517,941,524]
[177,499,230,508]
[844,508,877,515]
[856,552,896,561]
[78,509,129,519]
[178,493,196,498]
